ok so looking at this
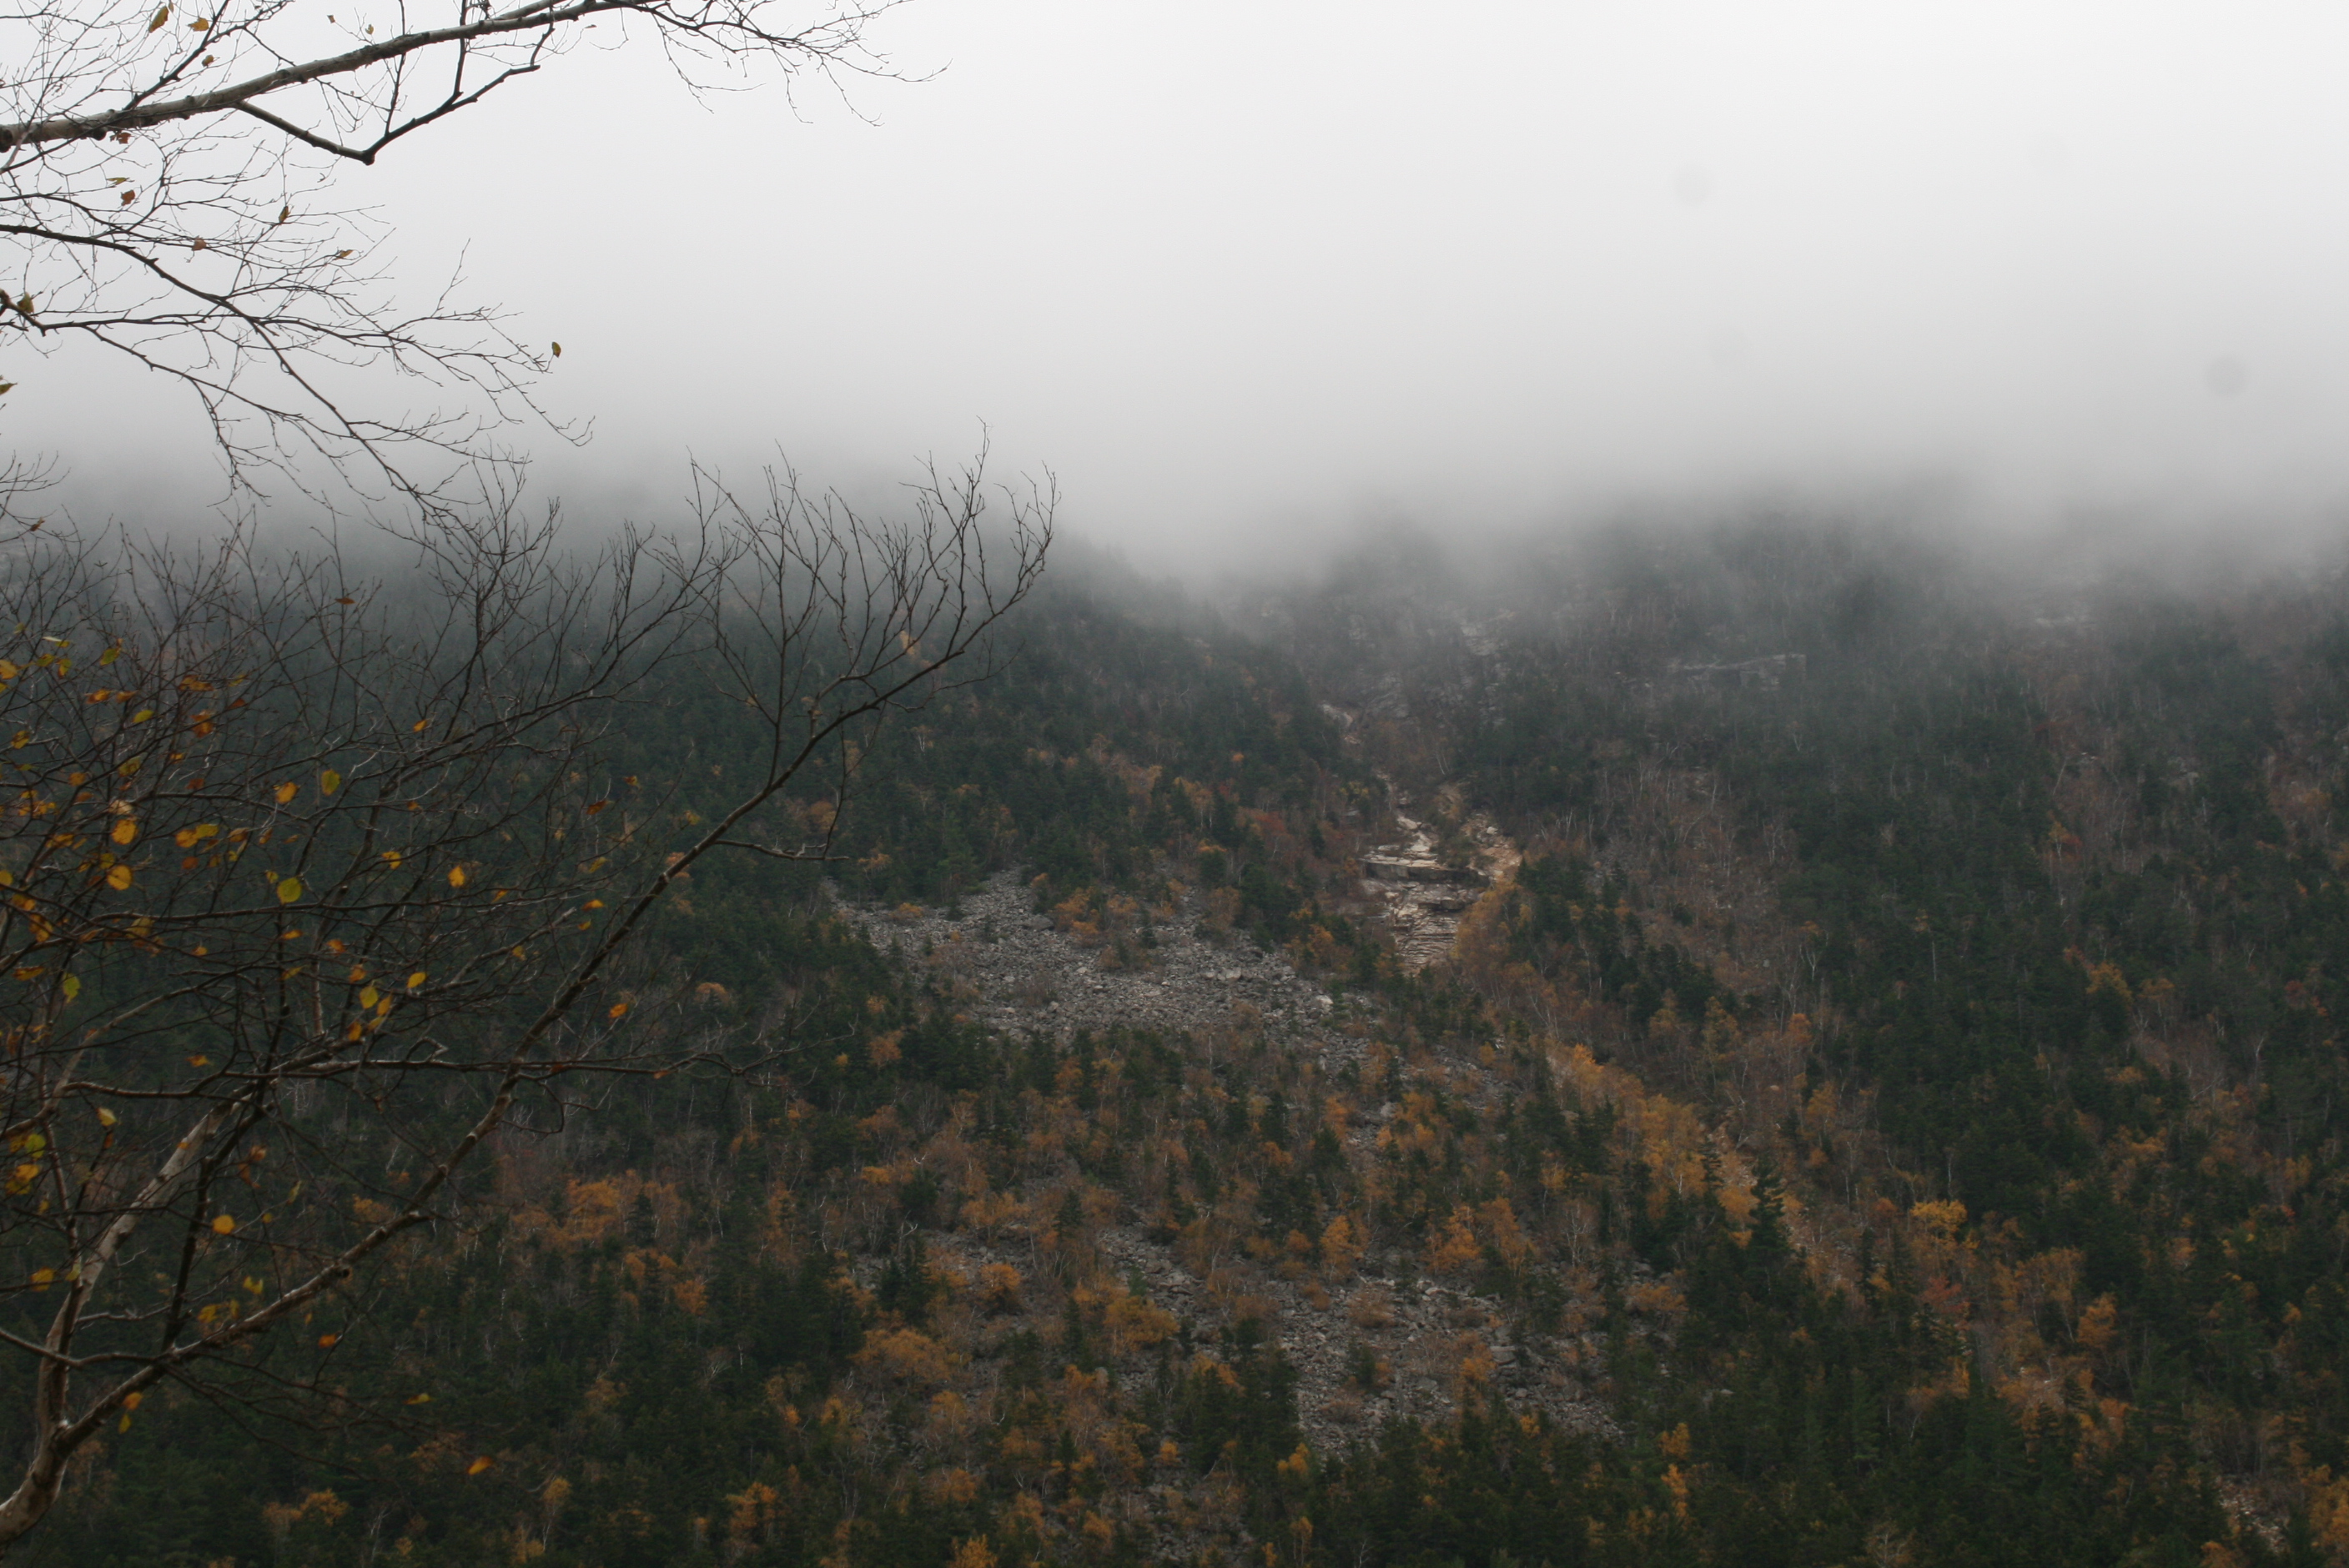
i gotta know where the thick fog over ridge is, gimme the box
[13,0,2349,562]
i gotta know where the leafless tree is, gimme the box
[0,0,908,511]
[0,448,1050,1548]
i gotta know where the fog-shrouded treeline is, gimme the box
[23,517,2349,1567]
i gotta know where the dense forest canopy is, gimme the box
[21,518,2349,1568]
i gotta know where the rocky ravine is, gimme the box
[1357,781,1521,972]
[843,873,1620,1453]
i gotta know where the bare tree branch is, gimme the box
[0,453,1049,1548]
[1,0,914,512]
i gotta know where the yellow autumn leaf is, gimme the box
[95,1108,115,1128]
[175,823,218,847]
[319,768,340,795]
[59,974,79,1001]
[358,986,379,1009]
[274,877,300,904]
[446,865,465,888]
[210,1214,235,1234]
[551,341,562,359]
[104,864,132,891]
[607,1001,629,1021]
[274,781,298,804]
[147,5,168,29]
[382,848,401,868]
[406,1392,431,1405]
[406,971,426,990]
[110,818,135,845]
[465,1457,494,1476]
[318,1334,339,1349]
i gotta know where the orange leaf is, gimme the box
[465,1456,494,1476]
[110,817,136,845]
[607,1002,629,1021]
[209,1214,235,1235]
[104,864,133,891]
[274,781,297,804]
[446,866,465,888]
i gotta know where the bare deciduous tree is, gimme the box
[0,0,908,510]
[0,450,1050,1547]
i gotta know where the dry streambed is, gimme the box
[1356,782,1521,971]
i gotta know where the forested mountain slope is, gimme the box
[24,525,2349,1568]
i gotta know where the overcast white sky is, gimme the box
[23,0,2349,565]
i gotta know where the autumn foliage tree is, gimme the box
[0,452,1048,1549]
